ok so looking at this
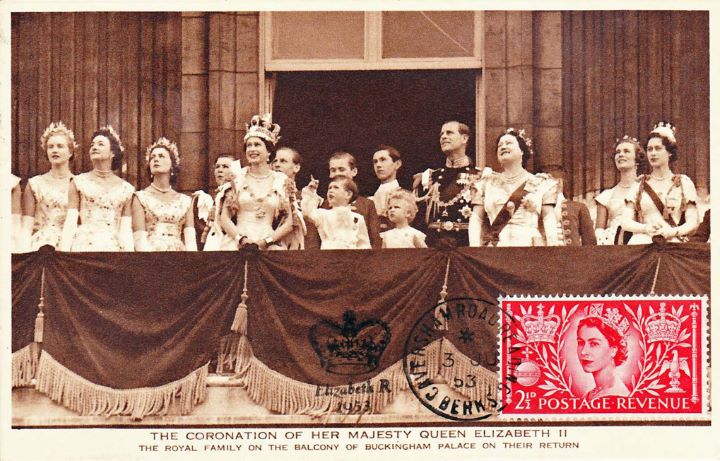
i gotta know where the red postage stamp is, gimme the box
[500,296,708,419]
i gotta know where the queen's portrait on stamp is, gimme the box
[575,307,630,400]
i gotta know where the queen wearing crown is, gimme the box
[470,128,559,246]
[576,305,630,400]
[19,122,77,252]
[59,126,135,251]
[131,137,197,251]
[594,136,645,245]
[621,122,699,244]
[214,114,302,250]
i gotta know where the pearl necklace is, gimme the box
[247,171,272,180]
[650,173,672,181]
[48,171,71,180]
[501,170,526,183]
[150,183,173,193]
[91,169,113,179]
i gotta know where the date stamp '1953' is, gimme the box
[500,295,709,420]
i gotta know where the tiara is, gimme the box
[615,134,639,145]
[145,137,181,166]
[41,121,79,151]
[98,125,125,153]
[244,113,281,145]
[585,303,629,338]
[506,127,534,155]
[651,121,676,144]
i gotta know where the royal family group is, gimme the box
[9,115,710,253]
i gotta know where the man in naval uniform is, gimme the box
[414,121,482,248]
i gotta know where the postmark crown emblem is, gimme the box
[309,310,391,375]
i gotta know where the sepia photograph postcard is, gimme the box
[1,1,717,460]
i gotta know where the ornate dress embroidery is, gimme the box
[28,174,72,250]
[626,174,697,244]
[71,173,135,251]
[136,190,191,251]
[209,167,292,250]
[595,184,635,245]
[474,172,557,247]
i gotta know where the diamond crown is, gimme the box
[98,125,125,153]
[520,304,560,343]
[651,121,677,144]
[41,121,80,152]
[585,303,630,337]
[616,134,639,144]
[145,137,181,166]
[506,127,534,155]
[244,113,281,145]
[643,303,681,343]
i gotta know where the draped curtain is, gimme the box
[12,245,709,419]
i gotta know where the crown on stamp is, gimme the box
[585,304,629,337]
[643,303,681,343]
[309,310,391,375]
[520,304,560,343]
[244,113,281,146]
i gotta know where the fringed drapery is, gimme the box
[35,353,208,420]
[11,244,709,419]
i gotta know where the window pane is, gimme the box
[272,12,365,60]
[382,11,475,58]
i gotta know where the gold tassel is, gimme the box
[231,260,249,334]
[34,312,44,343]
[230,298,247,334]
[34,268,46,343]
[434,257,452,331]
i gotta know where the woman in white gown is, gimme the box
[132,137,196,251]
[20,122,77,252]
[218,114,299,250]
[621,122,699,244]
[594,136,644,245]
[470,128,559,247]
[59,126,135,251]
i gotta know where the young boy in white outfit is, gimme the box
[302,176,371,250]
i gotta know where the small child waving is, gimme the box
[301,176,371,250]
[380,189,427,248]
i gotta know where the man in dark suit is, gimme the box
[324,151,382,249]
[544,165,596,246]
[413,121,483,248]
[272,145,319,250]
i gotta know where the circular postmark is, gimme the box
[402,297,515,421]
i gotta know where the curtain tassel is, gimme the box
[231,260,249,334]
[34,268,46,343]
